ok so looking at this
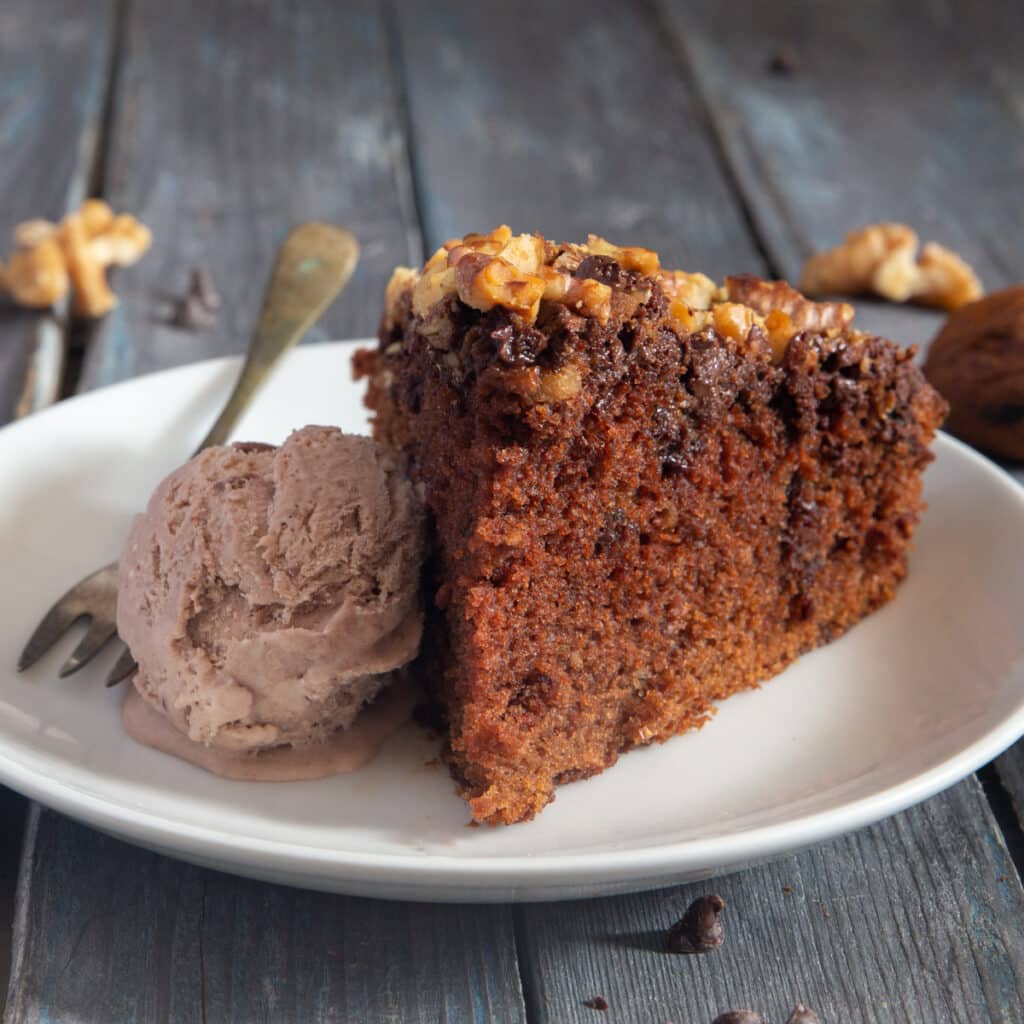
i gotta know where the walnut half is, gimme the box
[800,222,982,312]
[0,198,151,315]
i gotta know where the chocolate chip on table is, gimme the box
[190,268,221,310]
[171,292,217,329]
[170,268,221,329]
[583,995,609,1011]
[667,893,726,954]
[712,1012,763,1024]
[787,1004,822,1024]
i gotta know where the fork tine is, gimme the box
[18,602,87,672]
[105,642,137,687]
[57,619,118,678]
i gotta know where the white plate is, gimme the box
[2,341,1024,902]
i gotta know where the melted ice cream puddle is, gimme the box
[123,676,417,781]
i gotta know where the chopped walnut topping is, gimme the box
[383,266,419,329]
[800,222,982,311]
[454,250,545,320]
[659,270,719,309]
[712,302,759,344]
[542,269,612,322]
[586,234,660,276]
[725,274,854,333]
[384,227,864,366]
[1,198,151,315]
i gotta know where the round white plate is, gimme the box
[2,341,1024,902]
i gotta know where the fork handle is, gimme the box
[194,223,359,454]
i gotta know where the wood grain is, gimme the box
[4,812,526,1024]
[0,0,116,418]
[0,792,28,1018]
[0,1,117,1015]
[79,0,422,390]
[393,0,766,276]
[518,779,1024,1024]
[657,0,1024,353]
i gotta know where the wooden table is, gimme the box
[3,2,1024,1020]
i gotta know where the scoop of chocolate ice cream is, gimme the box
[117,426,425,753]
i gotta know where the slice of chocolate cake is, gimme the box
[355,226,947,825]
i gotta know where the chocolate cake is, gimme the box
[355,226,947,825]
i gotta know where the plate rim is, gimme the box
[2,340,1024,895]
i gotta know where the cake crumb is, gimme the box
[787,1003,822,1024]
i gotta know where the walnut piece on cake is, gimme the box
[358,227,947,825]
[800,222,982,312]
[385,225,860,376]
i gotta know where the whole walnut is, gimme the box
[923,286,1024,461]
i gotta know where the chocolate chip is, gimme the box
[576,254,623,287]
[786,1004,821,1024]
[171,293,218,330]
[667,893,725,954]
[712,1012,763,1024]
[490,317,548,367]
[583,996,609,1011]
[767,49,800,75]
[191,268,221,309]
[171,268,221,330]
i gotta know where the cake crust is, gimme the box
[355,227,947,824]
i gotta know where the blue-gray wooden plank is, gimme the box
[392,0,765,277]
[517,778,1024,1024]
[5,816,525,1024]
[78,0,422,391]
[657,0,1024,353]
[0,0,117,1015]
[0,0,115,418]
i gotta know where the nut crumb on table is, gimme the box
[787,1003,822,1023]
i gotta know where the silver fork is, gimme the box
[17,222,359,687]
